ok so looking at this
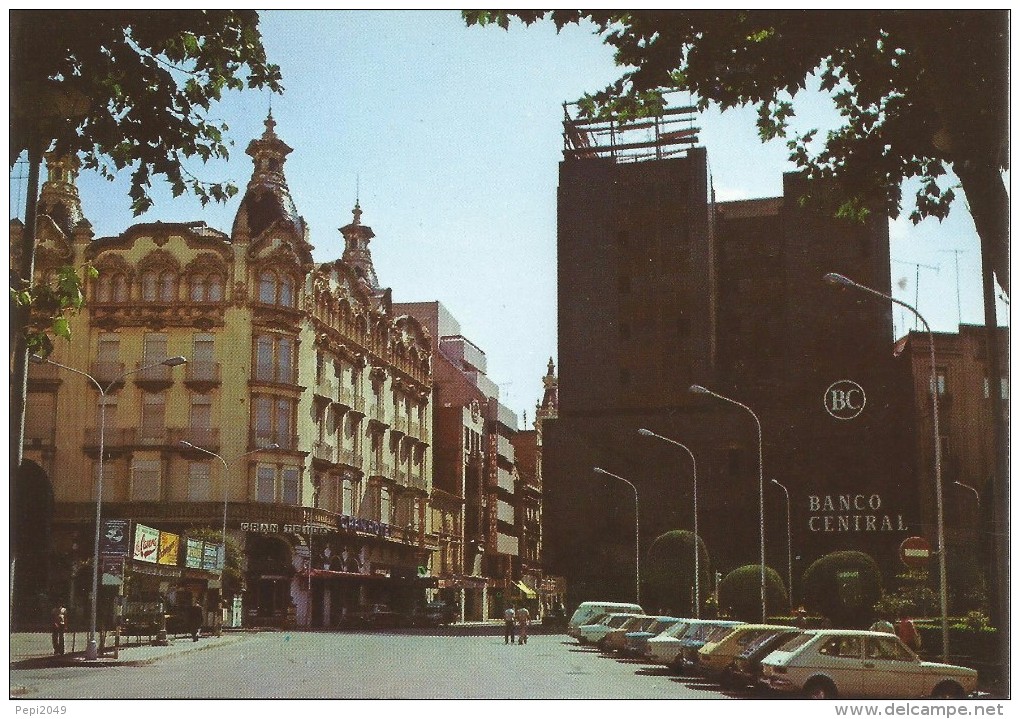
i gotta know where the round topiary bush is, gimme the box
[718,564,787,621]
[644,530,710,616]
[801,550,883,627]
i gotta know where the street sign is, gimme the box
[899,536,932,569]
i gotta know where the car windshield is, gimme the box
[662,622,689,638]
[589,613,610,625]
[706,625,739,643]
[741,630,786,655]
[775,631,814,653]
[650,619,680,635]
[618,616,648,631]
[607,614,635,627]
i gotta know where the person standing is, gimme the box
[503,605,516,645]
[516,604,531,645]
[50,605,67,655]
[896,615,922,652]
[189,599,203,642]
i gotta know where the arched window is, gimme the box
[190,275,205,302]
[280,275,294,307]
[112,274,128,303]
[259,271,276,304]
[96,274,112,303]
[158,271,175,302]
[208,275,223,302]
[141,271,157,302]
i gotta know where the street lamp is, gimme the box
[770,479,793,607]
[824,271,949,662]
[593,467,640,605]
[690,384,767,623]
[177,440,278,633]
[637,429,700,618]
[953,481,980,509]
[31,353,186,660]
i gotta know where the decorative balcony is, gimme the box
[312,440,336,466]
[83,427,136,457]
[408,471,427,492]
[337,447,363,470]
[368,460,392,481]
[314,376,336,402]
[368,404,388,426]
[342,390,367,416]
[392,416,409,436]
[409,420,422,438]
[184,361,221,391]
[90,362,127,389]
[252,432,299,451]
[134,362,176,391]
[170,427,221,452]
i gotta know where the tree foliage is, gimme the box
[644,530,710,616]
[802,550,883,627]
[464,10,1009,296]
[10,263,97,358]
[718,564,787,622]
[10,10,283,215]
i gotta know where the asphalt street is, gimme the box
[10,630,737,700]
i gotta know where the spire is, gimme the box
[538,357,559,419]
[231,111,305,241]
[340,201,380,290]
[37,153,87,238]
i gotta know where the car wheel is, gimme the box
[804,678,837,699]
[931,682,965,699]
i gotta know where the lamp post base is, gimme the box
[84,639,98,661]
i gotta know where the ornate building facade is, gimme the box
[20,116,436,627]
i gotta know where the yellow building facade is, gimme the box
[21,116,436,628]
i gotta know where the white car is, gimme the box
[760,629,978,699]
[645,618,704,666]
[577,612,642,645]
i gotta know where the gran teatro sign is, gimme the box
[807,494,907,533]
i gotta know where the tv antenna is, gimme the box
[892,260,939,331]
[940,249,967,328]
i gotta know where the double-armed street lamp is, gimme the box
[177,441,278,633]
[824,271,949,663]
[689,384,767,623]
[637,429,700,618]
[31,353,187,661]
[771,478,793,607]
[593,467,640,605]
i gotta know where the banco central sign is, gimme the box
[824,379,866,420]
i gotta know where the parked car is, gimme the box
[726,628,803,690]
[697,624,794,680]
[645,618,700,667]
[675,620,744,674]
[577,612,643,645]
[567,601,644,639]
[601,615,655,652]
[624,616,684,658]
[760,629,978,699]
[411,601,458,627]
[345,603,405,628]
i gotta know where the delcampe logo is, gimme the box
[824,379,866,420]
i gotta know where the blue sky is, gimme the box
[11,10,1008,424]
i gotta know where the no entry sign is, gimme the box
[899,536,932,569]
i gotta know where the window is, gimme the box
[818,636,861,659]
[188,462,211,501]
[931,372,947,396]
[143,333,168,365]
[342,479,356,516]
[282,467,300,505]
[25,392,56,443]
[253,334,297,384]
[256,465,276,503]
[131,458,161,501]
[258,270,296,307]
[190,393,212,437]
[380,486,392,524]
[866,636,914,662]
[253,395,296,448]
[259,271,276,304]
[159,271,176,302]
[140,393,165,441]
[97,395,117,431]
[142,271,157,302]
[190,274,225,302]
[97,334,120,373]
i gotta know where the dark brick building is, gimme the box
[545,109,916,612]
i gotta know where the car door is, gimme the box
[859,635,923,698]
[812,635,863,697]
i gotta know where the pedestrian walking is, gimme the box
[516,605,530,645]
[189,599,204,642]
[503,605,516,645]
[50,604,67,655]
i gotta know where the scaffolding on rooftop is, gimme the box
[562,95,701,163]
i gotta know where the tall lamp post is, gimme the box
[593,467,640,605]
[824,271,949,663]
[953,481,980,509]
[690,384,767,623]
[177,441,277,634]
[31,354,187,660]
[637,429,700,618]
[771,478,793,607]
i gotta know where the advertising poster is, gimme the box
[100,519,130,556]
[132,523,159,563]
[100,556,124,586]
[185,538,203,569]
[202,541,220,571]
[158,530,180,565]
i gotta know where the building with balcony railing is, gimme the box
[18,118,434,628]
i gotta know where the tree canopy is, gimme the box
[465,10,1009,296]
[10,10,283,214]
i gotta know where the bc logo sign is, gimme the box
[824,380,866,420]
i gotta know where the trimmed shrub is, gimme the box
[718,564,787,621]
[802,550,882,627]
[644,530,710,616]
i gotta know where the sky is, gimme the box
[10,10,1009,426]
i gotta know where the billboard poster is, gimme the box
[185,538,203,569]
[101,556,124,586]
[202,542,221,571]
[158,531,180,566]
[132,524,159,563]
[100,519,130,556]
